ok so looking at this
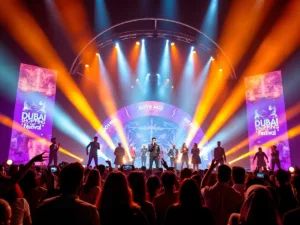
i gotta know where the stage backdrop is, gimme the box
[8,64,57,164]
[245,71,291,170]
[96,101,208,168]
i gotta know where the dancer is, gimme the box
[168,144,178,168]
[191,143,201,171]
[141,144,148,167]
[214,141,226,166]
[148,137,161,169]
[86,136,100,167]
[271,145,281,171]
[253,147,269,171]
[180,143,189,169]
[48,137,59,166]
[114,143,125,170]
[129,145,136,166]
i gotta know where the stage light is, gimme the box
[6,159,13,165]
[142,39,145,42]
[136,78,139,82]
[115,43,119,48]
[131,85,134,88]
[85,64,89,68]
[157,73,160,76]
[96,53,100,57]
[171,42,175,46]
[193,50,196,54]
[147,73,150,76]
[166,79,170,82]
[166,40,169,43]
[289,167,295,173]
[219,68,223,72]
[191,46,194,50]
[210,56,214,61]
[136,41,140,45]
[172,85,174,89]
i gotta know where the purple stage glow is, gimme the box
[8,64,57,164]
[245,71,291,170]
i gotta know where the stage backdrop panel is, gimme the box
[8,64,57,164]
[245,71,291,170]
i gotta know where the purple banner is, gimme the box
[245,71,290,170]
[8,64,57,164]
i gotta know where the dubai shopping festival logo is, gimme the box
[21,100,47,130]
[254,105,279,136]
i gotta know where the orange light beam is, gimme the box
[0,114,83,162]
[0,1,115,150]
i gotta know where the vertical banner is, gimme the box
[245,71,290,170]
[8,64,57,164]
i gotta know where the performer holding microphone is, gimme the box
[48,137,60,166]
[86,136,100,167]
[148,137,161,169]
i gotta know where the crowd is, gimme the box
[0,152,299,225]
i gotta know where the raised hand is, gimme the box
[31,152,47,162]
[210,158,218,169]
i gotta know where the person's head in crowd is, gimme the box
[118,142,122,147]
[191,174,201,188]
[99,172,136,210]
[245,175,265,191]
[152,137,156,144]
[8,165,19,177]
[155,170,162,178]
[0,177,23,203]
[217,165,231,183]
[83,168,91,183]
[178,178,202,208]
[96,165,106,178]
[140,166,146,172]
[191,171,198,176]
[128,171,146,205]
[161,171,176,192]
[19,170,37,196]
[0,199,11,225]
[275,169,290,186]
[180,168,192,182]
[258,147,262,152]
[232,166,246,185]
[59,162,84,195]
[291,173,300,202]
[83,169,101,193]
[239,185,282,225]
[0,166,6,177]
[42,169,55,190]
[146,175,161,202]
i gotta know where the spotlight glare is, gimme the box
[172,85,174,89]
[171,42,175,46]
[191,46,194,50]
[219,68,223,72]
[157,73,160,76]
[193,50,196,54]
[142,39,145,42]
[147,73,150,76]
[136,41,140,45]
[115,43,119,48]
[85,64,89,68]
[289,166,295,173]
[131,85,134,88]
[166,79,170,82]
[96,53,100,57]
[6,159,13,165]
[210,56,215,61]
[166,40,169,43]
[136,78,139,82]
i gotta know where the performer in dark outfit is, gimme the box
[253,147,269,171]
[86,136,100,167]
[141,144,147,167]
[114,142,125,169]
[48,137,59,166]
[271,145,281,171]
[180,143,189,169]
[191,143,201,171]
[168,144,178,168]
[214,141,226,166]
[148,137,161,169]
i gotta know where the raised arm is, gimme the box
[201,159,218,189]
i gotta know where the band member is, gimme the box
[129,145,136,166]
[271,145,281,171]
[86,136,100,167]
[180,143,189,169]
[253,147,269,171]
[148,137,161,169]
[214,141,226,166]
[168,144,178,168]
[48,137,59,166]
[141,144,148,167]
[114,143,125,170]
[191,143,201,171]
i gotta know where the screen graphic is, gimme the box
[245,71,290,170]
[8,64,57,164]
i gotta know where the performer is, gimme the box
[86,136,100,167]
[214,141,226,166]
[168,144,178,168]
[180,143,189,169]
[191,143,201,171]
[114,142,125,170]
[141,144,148,167]
[129,145,136,166]
[271,145,281,171]
[253,147,269,171]
[148,137,161,169]
[48,137,59,166]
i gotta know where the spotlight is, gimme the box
[166,40,169,43]
[136,41,140,45]
[171,85,174,89]
[289,167,295,173]
[115,43,119,48]
[157,73,160,76]
[131,85,134,88]
[191,46,194,50]
[142,39,145,42]
[171,42,175,46]
[166,79,170,82]
[85,64,89,68]
[6,159,13,165]
[147,73,150,76]
[210,56,214,61]
[96,53,100,57]
[219,68,223,72]
[136,79,139,82]
[193,50,196,54]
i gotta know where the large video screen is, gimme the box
[8,64,57,164]
[245,71,290,170]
